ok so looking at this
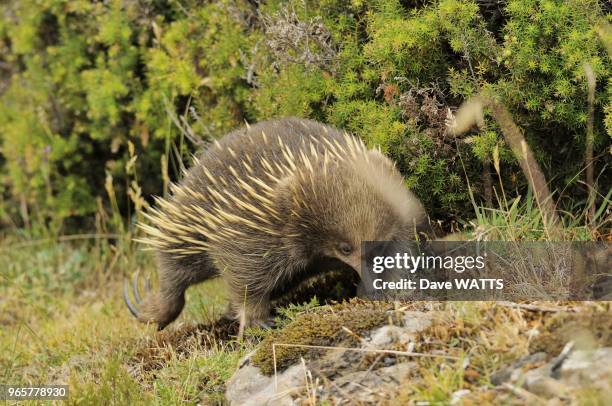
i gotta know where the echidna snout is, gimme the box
[127,117,428,335]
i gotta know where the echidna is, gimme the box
[125,117,427,335]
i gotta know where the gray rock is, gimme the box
[491,352,547,385]
[450,389,471,405]
[330,362,417,403]
[334,361,416,387]
[402,311,434,333]
[368,325,413,347]
[523,371,569,399]
[490,346,612,401]
[558,347,612,389]
[225,353,304,405]
[365,312,432,349]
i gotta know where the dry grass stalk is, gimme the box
[452,94,560,231]
[583,63,596,225]
[485,97,559,228]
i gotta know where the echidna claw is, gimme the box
[123,277,140,318]
[256,318,277,330]
[132,270,142,303]
[124,271,153,319]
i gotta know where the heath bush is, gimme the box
[0,0,609,229]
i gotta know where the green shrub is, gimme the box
[0,0,609,229]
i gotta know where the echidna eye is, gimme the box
[338,242,353,256]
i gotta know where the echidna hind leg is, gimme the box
[133,272,187,329]
[141,253,219,329]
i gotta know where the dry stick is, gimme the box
[483,96,560,230]
[502,383,547,405]
[497,301,578,313]
[272,342,459,391]
[0,233,121,251]
[583,63,596,225]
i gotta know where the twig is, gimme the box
[271,342,459,391]
[272,343,459,360]
[497,301,577,313]
[354,354,384,387]
[273,340,278,390]
[0,233,121,251]
[341,326,366,344]
[551,341,575,373]
[502,383,547,405]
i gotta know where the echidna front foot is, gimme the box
[256,317,277,330]
[236,301,272,338]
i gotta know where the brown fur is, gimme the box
[132,117,427,334]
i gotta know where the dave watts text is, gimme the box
[372,278,504,290]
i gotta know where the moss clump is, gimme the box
[251,299,393,375]
[530,309,612,355]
